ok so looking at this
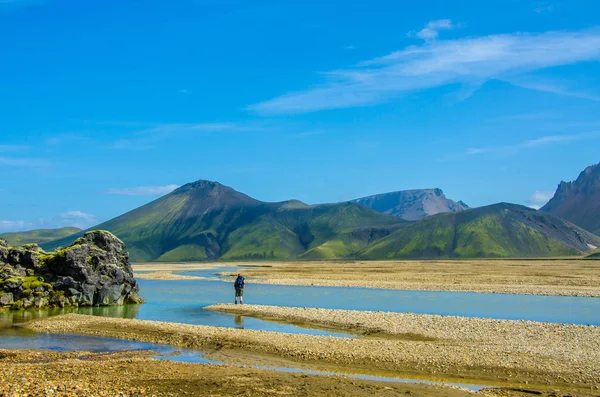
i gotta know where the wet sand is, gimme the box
[133,260,600,297]
[26,313,600,392]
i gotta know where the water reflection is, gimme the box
[234,315,244,327]
[0,304,139,332]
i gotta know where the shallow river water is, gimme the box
[1,266,599,390]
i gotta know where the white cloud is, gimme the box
[249,28,600,115]
[103,184,180,196]
[414,19,455,40]
[526,190,554,209]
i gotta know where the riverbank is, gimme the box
[26,313,600,392]
[132,259,600,297]
[0,349,482,397]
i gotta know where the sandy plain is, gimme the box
[25,313,600,394]
[133,259,600,297]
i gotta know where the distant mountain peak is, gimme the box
[351,188,468,221]
[540,161,600,235]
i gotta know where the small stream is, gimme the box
[1,265,599,391]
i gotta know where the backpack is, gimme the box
[235,276,245,288]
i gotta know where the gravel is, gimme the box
[26,313,600,388]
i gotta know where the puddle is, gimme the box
[0,331,490,391]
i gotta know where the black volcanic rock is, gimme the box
[541,162,600,236]
[0,231,143,310]
[351,189,468,221]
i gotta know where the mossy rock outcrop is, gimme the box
[0,231,143,310]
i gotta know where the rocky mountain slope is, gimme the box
[44,181,406,262]
[358,203,600,259]
[351,189,468,221]
[540,162,600,235]
[0,227,81,246]
[42,181,598,261]
[0,231,142,310]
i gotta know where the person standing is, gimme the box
[234,273,245,304]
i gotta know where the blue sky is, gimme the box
[1,0,600,231]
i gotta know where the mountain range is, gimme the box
[540,162,600,236]
[43,181,407,261]
[38,173,600,261]
[351,188,468,221]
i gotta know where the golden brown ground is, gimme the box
[0,349,484,397]
[26,314,600,394]
[134,259,600,296]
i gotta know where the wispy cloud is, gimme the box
[45,133,91,146]
[0,0,44,7]
[111,122,238,150]
[526,190,554,209]
[0,157,48,167]
[102,184,180,196]
[535,2,555,14]
[412,19,456,40]
[0,220,33,232]
[0,145,27,152]
[249,28,600,115]
[0,211,98,233]
[464,131,600,156]
[57,211,97,229]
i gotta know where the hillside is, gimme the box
[351,188,468,221]
[0,227,81,246]
[540,162,600,235]
[44,180,405,261]
[358,203,600,259]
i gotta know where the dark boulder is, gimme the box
[0,230,143,310]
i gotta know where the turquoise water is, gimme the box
[165,273,600,325]
[2,269,598,391]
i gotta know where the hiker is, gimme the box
[234,273,245,304]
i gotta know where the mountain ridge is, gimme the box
[40,180,599,262]
[43,181,406,261]
[351,188,468,221]
[359,202,600,259]
[540,162,600,235]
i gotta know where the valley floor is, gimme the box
[134,259,600,297]
[24,312,600,395]
[0,349,479,397]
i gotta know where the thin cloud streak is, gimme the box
[103,185,180,196]
[111,122,239,150]
[250,28,600,114]
[465,131,600,156]
[0,220,32,232]
[413,19,456,40]
[0,145,27,152]
[0,157,48,167]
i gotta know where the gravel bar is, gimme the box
[27,313,600,389]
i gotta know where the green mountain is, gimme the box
[358,203,600,259]
[44,181,405,261]
[0,227,81,246]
